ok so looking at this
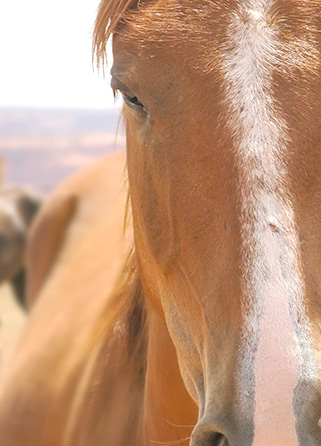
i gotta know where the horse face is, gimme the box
[111,1,321,444]
[0,189,41,283]
[0,203,26,283]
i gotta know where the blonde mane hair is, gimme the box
[93,0,138,67]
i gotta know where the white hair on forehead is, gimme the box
[222,0,317,443]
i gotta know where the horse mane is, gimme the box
[66,247,147,439]
[93,0,139,67]
[86,246,147,389]
[110,247,147,368]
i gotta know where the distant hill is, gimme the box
[0,108,125,193]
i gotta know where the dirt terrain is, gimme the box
[0,284,26,390]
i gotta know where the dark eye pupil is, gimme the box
[124,93,144,108]
[131,96,141,106]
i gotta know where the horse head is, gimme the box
[94,1,321,445]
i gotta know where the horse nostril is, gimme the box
[190,424,228,446]
[207,433,227,446]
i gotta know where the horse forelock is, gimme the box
[93,0,136,68]
[94,0,321,74]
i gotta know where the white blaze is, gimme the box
[252,219,301,446]
[223,0,314,444]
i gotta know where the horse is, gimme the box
[1,0,321,445]
[0,186,42,307]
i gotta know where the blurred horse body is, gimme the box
[0,152,133,445]
[1,1,321,446]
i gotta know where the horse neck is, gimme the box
[143,307,198,445]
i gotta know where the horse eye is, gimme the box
[122,92,144,110]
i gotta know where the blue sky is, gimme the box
[0,0,119,109]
